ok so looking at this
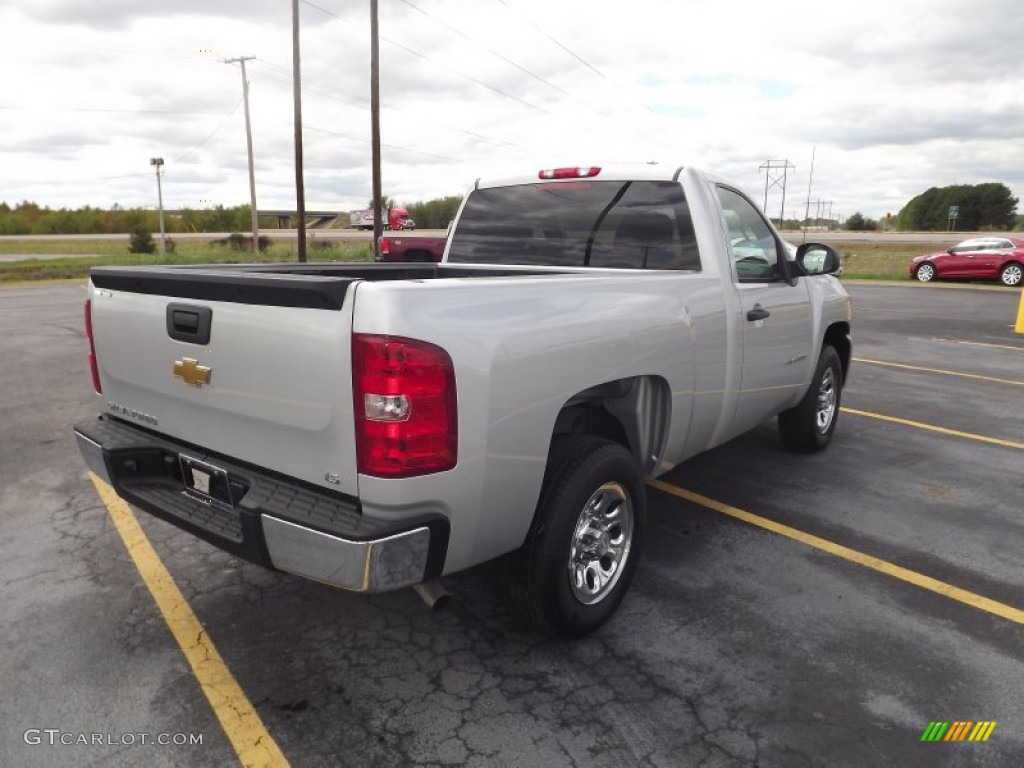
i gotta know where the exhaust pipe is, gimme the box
[412,580,451,611]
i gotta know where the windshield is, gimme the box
[447,180,700,269]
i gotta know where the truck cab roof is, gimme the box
[474,164,691,190]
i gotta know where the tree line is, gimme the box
[0,202,261,236]
[0,195,467,236]
[404,196,463,230]
[894,182,1018,231]
[5,183,1015,236]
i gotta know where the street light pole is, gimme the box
[149,157,166,254]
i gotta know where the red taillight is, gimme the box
[352,334,457,478]
[538,166,601,179]
[84,299,102,394]
[381,238,390,256]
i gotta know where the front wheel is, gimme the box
[915,262,936,282]
[516,436,645,638]
[1000,262,1022,287]
[778,345,843,453]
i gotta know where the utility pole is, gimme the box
[370,0,383,260]
[222,56,260,252]
[759,159,795,226]
[292,0,307,262]
[802,146,815,241]
[149,157,166,254]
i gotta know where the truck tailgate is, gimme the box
[88,274,359,497]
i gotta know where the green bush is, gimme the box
[128,227,156,254]
[222,232,271,252]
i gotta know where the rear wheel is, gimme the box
[915,262,936,282]
[778,345,842,453]
[1000,262,1022,286]
[516,435,645,638]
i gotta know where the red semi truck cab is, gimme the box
[350,208,416,231]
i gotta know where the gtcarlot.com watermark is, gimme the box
[24,729,203,747]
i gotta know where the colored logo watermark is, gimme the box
[921,721,996,742]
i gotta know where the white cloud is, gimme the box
[1,0,1022,221]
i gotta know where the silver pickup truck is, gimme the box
[74,164,851,637]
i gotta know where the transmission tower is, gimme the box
[759,159,796,225]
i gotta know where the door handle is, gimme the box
[166,303,213,345]
[747,306,770,322]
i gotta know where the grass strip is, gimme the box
[0,242,376,284]
[0,238,953,283]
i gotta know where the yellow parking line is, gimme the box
[647,478,1024,625]
[841,407,1024,450]
[852,357,1024,387]
[930,337,1024,352]
[89,474,289,768]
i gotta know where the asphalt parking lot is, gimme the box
[1,280,1021,767]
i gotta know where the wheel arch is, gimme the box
[547,375,671,477]
[823,322,851,385]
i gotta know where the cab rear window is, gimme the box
[447,180,700,270]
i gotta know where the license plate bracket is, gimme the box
[179,455,234,508]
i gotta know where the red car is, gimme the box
[910,237,1024,286]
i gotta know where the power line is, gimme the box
[492,0,610,83]
[304,125,463,163]
[254,60,366,107]
[299,0,673,156]
[399,0,666,150]
[490,0,710,155]
[252,60,522,150]
[0,106,230,116]
[399,0,571,98]
[13,35,207,61]
[300,0,548,114]
[172,97,244,164]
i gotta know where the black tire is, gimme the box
[999,261,1022,287]
[915,262,936,282]
[778,345,842,453]
[515,435,645,638]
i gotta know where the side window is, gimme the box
[715,186,783,282]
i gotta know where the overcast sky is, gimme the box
[2,0,1022,221]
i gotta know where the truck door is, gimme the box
[715,186,813,432]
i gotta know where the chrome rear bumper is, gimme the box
[261,516,430,592]
[73,416,448,593]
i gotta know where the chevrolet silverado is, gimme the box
[74,164,851,637]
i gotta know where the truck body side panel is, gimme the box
[351,272,726,573]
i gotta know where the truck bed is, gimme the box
[89,262,562,308]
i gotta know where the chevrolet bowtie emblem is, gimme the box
[173,358,212,387]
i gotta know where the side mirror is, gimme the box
[795,243,841,276]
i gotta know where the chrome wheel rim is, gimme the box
[568,482,634,605]
[816,367,837,434]
[1002,265,1022,286]
[917,264,934,281]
